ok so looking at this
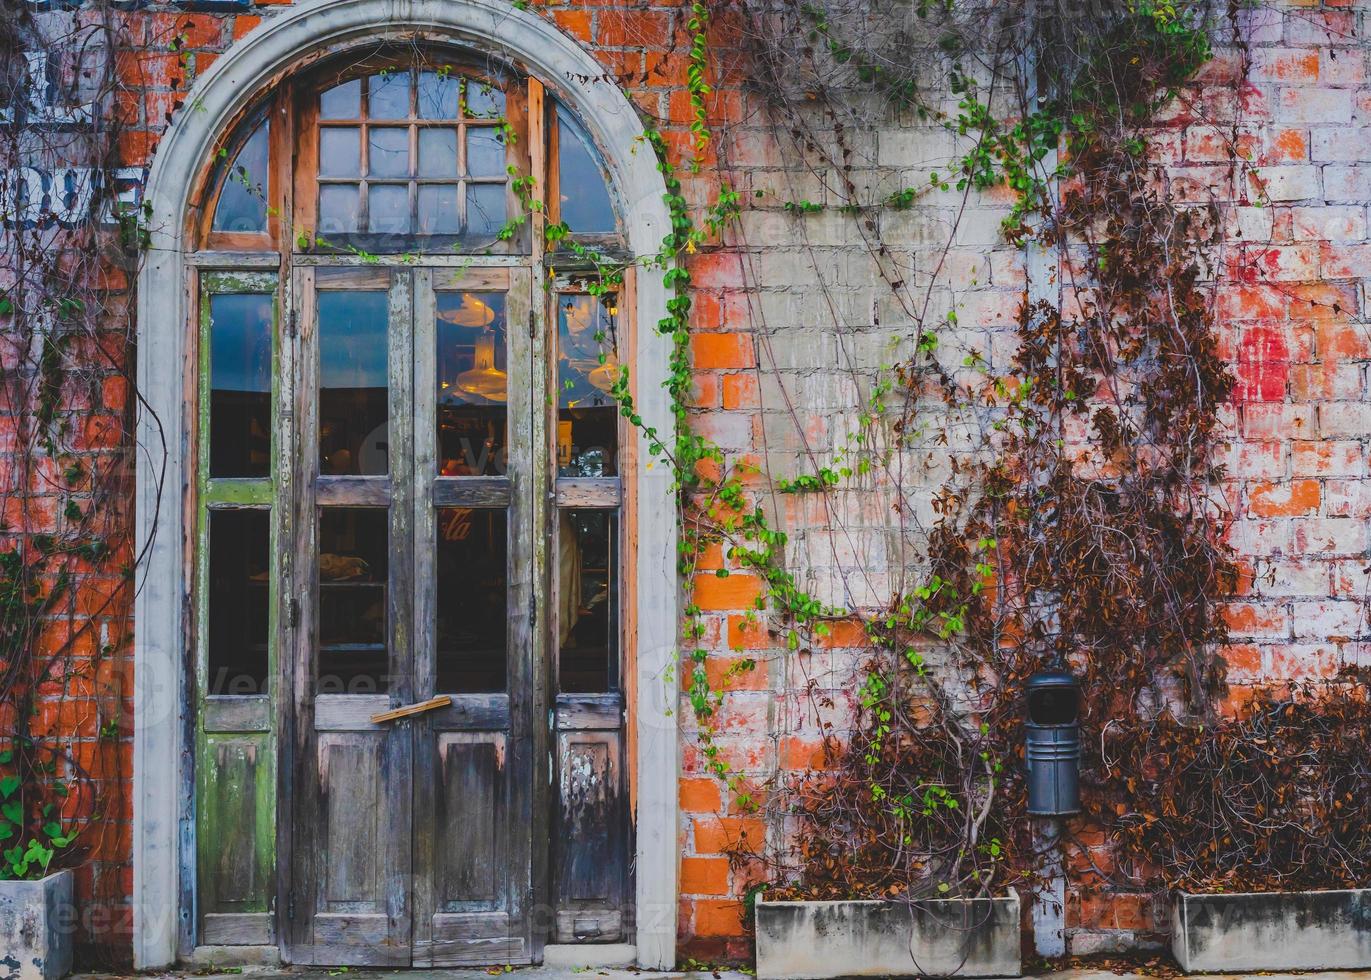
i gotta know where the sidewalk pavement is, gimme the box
[71,969,1371,980]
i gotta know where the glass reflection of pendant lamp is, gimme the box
[456,330,507,402]
[563,296,593,335]
[587,357,618,394]
[561,294,618,394]
[441,293,506,403]
[443,293,496,329]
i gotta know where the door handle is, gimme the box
[370,695,452,724]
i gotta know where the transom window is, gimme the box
[198,49,621,253]
[189,48,633,962]
[312,69,510,237]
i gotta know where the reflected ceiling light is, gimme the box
[440,293,496,328]
[562,296,594,335]
[587,356,618,394]
[455,331,507,402]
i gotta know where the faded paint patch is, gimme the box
[1236,325,1289,403]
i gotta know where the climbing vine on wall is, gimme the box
[624,0,1371,919]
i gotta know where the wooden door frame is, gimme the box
[135,3,679,968]
[281,257,633,966]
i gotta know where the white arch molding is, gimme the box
[132,0,679,967]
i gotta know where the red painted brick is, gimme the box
[551,10,592,42]
[726,613,771,651]
[691,333,755,370]
[231,14,263,40]
[692,572,764,611]
[694,816,765,854]
[680,777,723,813]
[721,373,759,410]
[680,856,730,895]
[1248,479,1320,517]
[693,898,746,937]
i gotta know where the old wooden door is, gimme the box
[285,265,540,966]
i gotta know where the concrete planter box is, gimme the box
[0,869,75,980]
[755,893,1021,979]
[1172,888,1371,972]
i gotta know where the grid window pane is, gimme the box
[319,127,361,178]
[465,128,504,178]
[417,185,459,235]
[368,184,410,234]
[417,71,459,119]
[418,128,458,177]
[465,182,504,236]
[312,72,522,246]
[464,80,505,118]
[318,184,359,233]
[368,71,409,119]
[368,127,410,178]
[320,78,361,119]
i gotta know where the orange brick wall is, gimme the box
[25,0,1369,964]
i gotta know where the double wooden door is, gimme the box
[283,264,543,966]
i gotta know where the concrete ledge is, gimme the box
[1172,888,1371,972]
[181,945,283,968]
[541,944,637,968]
[755,893,1021,979]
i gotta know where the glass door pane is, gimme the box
[436,290,508,476]
[317,507,390,693]
[435,507,508,692]
[318,290,390,475]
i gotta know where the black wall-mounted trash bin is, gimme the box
[1025,668,1080,816]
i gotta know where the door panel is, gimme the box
[436,732,508,905]
[287,267,413,965]
[411,267,538,967]
[283,264,606,966]
[553,697,627,942]
[319,736,384,905]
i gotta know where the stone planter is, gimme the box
[1171,888,1371,972]
[754,893,1021,979]
[0,869,75,980]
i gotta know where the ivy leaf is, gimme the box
[1,801,21,825]
[0,776,18,800]
[0,821,13,841]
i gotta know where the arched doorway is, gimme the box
[133,1,678,969]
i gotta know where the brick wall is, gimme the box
[18,0,1367,963]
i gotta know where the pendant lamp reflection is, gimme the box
[586,357,619,394]
[560,294,618,396]
[441,293,497,328]
[440,293,505,403]
[455,330,507,402]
